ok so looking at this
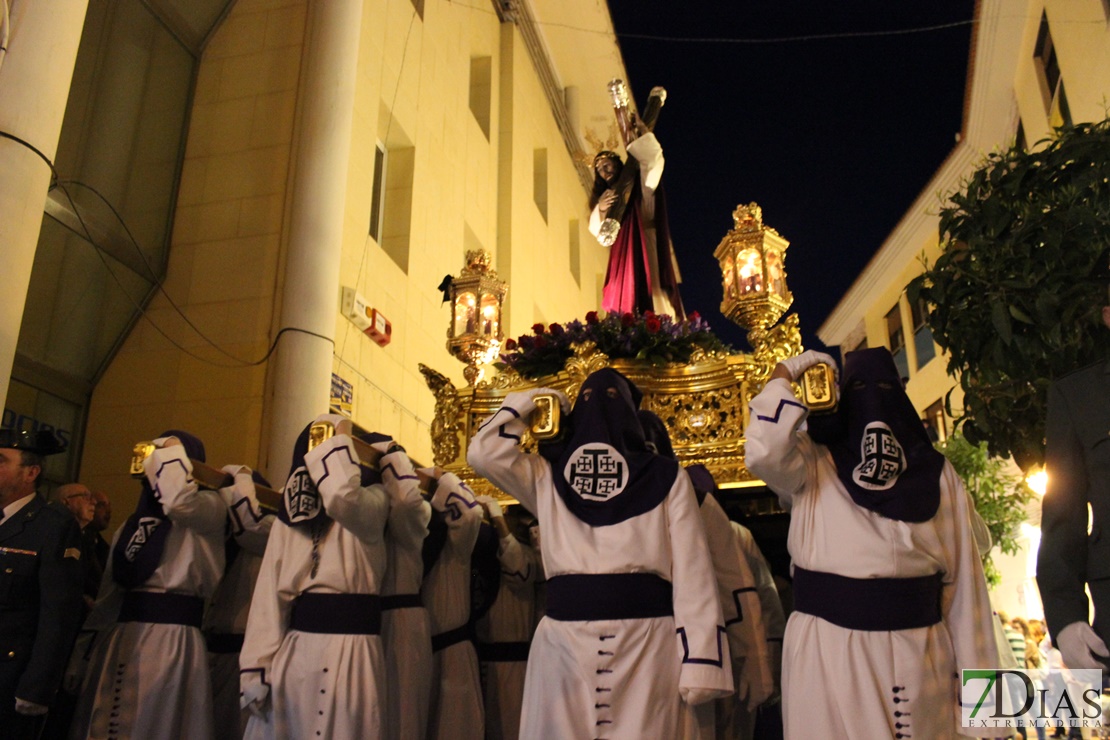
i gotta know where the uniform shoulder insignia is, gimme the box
[64,547,82,560]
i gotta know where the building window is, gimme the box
[910,297,936,370]
[469,57,492,140]
[1034,12,1070,125]
[923,398,947,443]
[369,143,386,243]
[886,303,909,379]
[381,144,414,273]
[533,148,548,222]
[569,219,581,286]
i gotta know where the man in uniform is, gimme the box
[0,429,84,739]
[1037,277,1110,670]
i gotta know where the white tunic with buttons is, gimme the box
[468,390,733,740]
[379,452,432,740]
[240,436,391,740]
[205,468,274,740]
[75,446,226,740]
[745,378,1002,740]
[475,533,540,740]
[422,473,484,740]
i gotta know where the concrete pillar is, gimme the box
[0,0,90,404]
[262,0,363,482]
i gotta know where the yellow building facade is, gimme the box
[1,0,636,508]
[818,0,1110,616]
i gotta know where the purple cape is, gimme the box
[807,348,944,523]
[539,368,676,526]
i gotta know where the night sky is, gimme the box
[605,1,977,352]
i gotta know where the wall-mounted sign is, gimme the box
[330,373,353,417]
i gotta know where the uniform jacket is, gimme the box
[1038,359,1110,640]
[0,496,84,707]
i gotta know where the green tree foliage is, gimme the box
[938,431,1034,588]
[910,119,1110,469]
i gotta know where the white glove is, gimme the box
[529,386,571,414]
[777,350,838,383]
[369,439,396,457]
[477,495,504,520]
[680,686,722,706]
[15,697,49,716]
[241,681,270,719]
[1056,622,1110,670]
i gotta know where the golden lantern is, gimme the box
[714,203,793,331]
[446,249,508,386]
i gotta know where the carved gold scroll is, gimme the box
[419,317,804,507]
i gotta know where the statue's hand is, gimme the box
[599,189,617,215]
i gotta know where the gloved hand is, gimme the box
[528,387,571,414]
[15,697,49,716]
[477,495,504,520]
[777,350,839,383]
[680,686,722,706]
[369,438,402,457]
[241,681,270,719]
[1057,622,1110,670]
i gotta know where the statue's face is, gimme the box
[595,156,619,184]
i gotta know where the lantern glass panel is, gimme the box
[737,248,763,295]
[454,292,478,337]
[765,250,786,297]
[479,294,500,337]
[722,255,735,298]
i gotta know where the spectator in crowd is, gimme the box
[0,429,84,739]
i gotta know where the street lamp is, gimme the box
[446,249,507,386]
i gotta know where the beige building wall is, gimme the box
[79,0,624,507]
[818,0,1110,616]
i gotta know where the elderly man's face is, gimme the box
[60,484,96,528]
[93,490,112,531]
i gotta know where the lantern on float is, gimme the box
[714,203,793,331]
[446,249,507,386]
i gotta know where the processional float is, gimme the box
[125,83,831,516]
[423,201,832,514]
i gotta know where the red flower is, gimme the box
[532,323,546,335]
[646,316,662,334]
[504,338,517,350]
[689,311,701,322]
[644,310,656,320]
[585,311,600,325]
[549,323,565,336]
[534,335,548,348]
[621,312,636,327]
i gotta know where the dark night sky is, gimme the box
[605,1,977,352]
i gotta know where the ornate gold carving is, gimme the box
[419,363,462,467]
[562,342,612,404]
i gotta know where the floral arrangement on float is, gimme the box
[495,310,732,380]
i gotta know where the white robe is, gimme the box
[679,495,773,740]
[240,435,391,740]
[380,453,432,740]
[421,473,484,740]
[74,445,226,740]
[745,378,1002,739]
[205,468,274,740]
[718,521,786,740]
[475,534,539,740]
[468,389,733,740]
